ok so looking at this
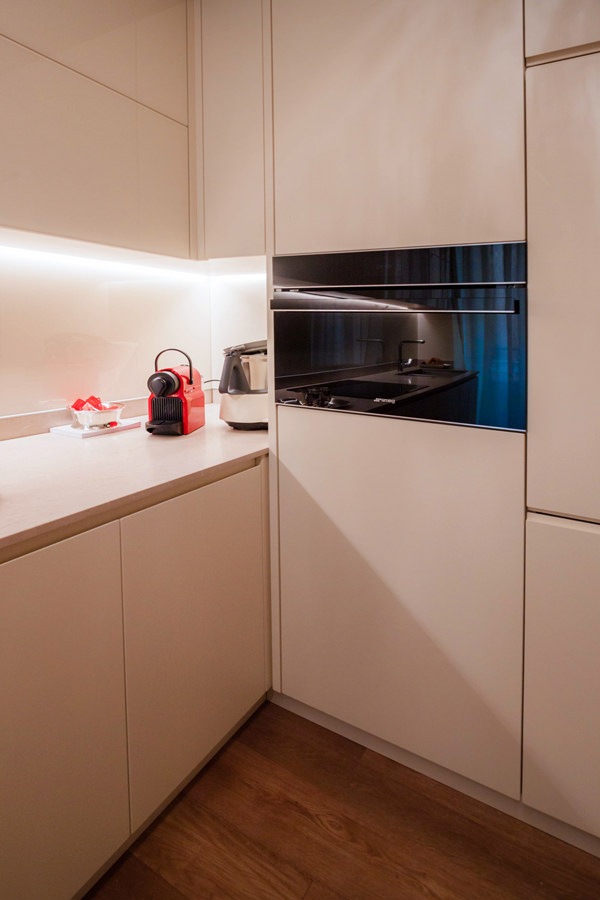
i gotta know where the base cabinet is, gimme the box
[0,524,129,900]
[277,407,525,798]
[523,514,600,838]
[121,464,268,831]
[0,460,269,899]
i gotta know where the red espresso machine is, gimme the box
[146,348,205,435]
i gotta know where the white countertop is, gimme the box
[0,405,268,562]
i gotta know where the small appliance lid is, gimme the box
[222,339,267,355]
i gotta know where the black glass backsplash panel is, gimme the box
[273,242,526,289]
[274,309,526,431]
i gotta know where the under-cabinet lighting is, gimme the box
[206,255,267,282]
[210,272,266,283]
[0,243,208,282]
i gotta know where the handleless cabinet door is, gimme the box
[0,37,189,256]
[277,407,525,798]
[525,0,600,57]
[0,0,188,122]
[523,514,600,838]
[201,0,265,258]
[271,0,525,254]
[0,524,129,900]
[527,53,600,521]
[121,465,268,832]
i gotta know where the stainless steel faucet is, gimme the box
[398,339,425,373]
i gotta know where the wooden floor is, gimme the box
[85,702,600,900]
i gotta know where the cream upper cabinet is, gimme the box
[121,464,269,832]
[277,407,525,798]
[526,53,600,522]
[0,524,129,900]
[525,0,600,57]
[201,0,265,258]
[523,514,600,838]
[271,0,525,254]
[0,0,188,122]
[0,36,189,256]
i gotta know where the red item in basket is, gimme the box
[70,395,104,411]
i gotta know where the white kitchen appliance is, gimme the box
[218,340,268,430]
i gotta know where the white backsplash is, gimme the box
[208,261,269,386]
[0,228,267,422]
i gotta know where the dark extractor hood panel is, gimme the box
[272,242,526,313]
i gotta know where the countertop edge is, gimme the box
[0,407,269,564]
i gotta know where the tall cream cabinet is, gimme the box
[0,1,189,256]
[523,515,600,839]
[525,0,600,57]
[526,53,600,523]
[277,407,525,798]
[121,465,269,832]
[0,524,130,900]
[200,0,266,258]
[270,0,525,254]
[524,50,600,841]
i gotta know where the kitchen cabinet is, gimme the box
[0,33,189,256]
[526,52,600,522]
[0,0,188,122]
[523,514,600,838]
[121,463,269,831]
[270,0,525,254]
[0,523,129,900]
[276,406,524,798]
[201,0,266,258]
[525,0,600,58]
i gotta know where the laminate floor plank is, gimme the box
[303,883,347,900]
[84,852,188,900]
[238,700,366,788]
[359,749,600,900]
[132,799,310,900]
[183,739,506,899]
[233,706,600,899]
[84,702,600,900]
[183,749,418,898]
